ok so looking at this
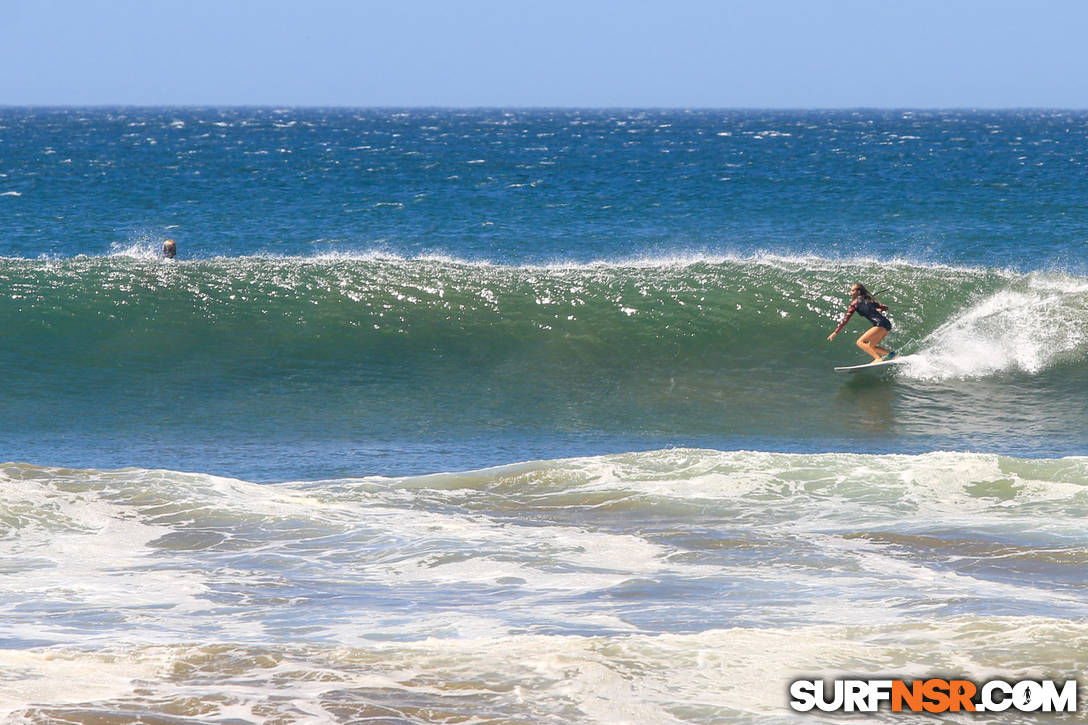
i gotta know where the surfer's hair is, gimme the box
[852,283,874,301]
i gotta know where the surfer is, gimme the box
[827,283,896,363]
[162,239,176,259]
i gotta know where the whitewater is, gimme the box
[1,108,1086,722]
[3,450,1088,722]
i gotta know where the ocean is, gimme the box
[1,108,1086,722]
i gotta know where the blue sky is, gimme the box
[3,0,1086,107]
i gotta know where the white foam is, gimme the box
[0,648,173,715]
[904,275,1088,380]
[226,619,1088,718]
[4,453,1087,670]
[3,616,1083,721]
[0,474,210,644]
[395,448,1088,533]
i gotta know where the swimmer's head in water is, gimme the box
[163,239,176,258]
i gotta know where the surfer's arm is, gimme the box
[829,302,857,338]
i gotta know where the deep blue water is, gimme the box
[2,109,1088,723]
[5,108,1087,268]
[1,108,1086,479]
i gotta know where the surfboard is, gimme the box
[834,355,911,373]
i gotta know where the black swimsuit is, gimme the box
[833,297,891,335]
[855,299,892,330]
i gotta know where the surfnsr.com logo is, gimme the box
[789,678,1077,714]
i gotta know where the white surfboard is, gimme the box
[834,355,911,373]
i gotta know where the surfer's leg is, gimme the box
[857,327,890,361]
[869,327,891,357]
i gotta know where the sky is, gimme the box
[2,0,1087,108]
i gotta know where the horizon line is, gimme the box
[3,104,1088,112]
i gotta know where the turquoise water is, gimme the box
[1,109,1086,722]
[3,108,1087,478]
[1,254,1086,480]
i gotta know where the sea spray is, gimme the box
[2,255,1085,477]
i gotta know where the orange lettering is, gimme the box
[892,680,924,712]
[949,680,977,712]
[922,679,951,713]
